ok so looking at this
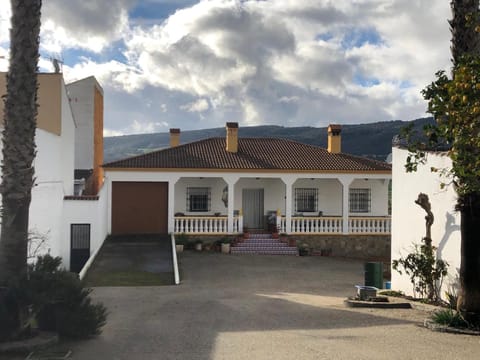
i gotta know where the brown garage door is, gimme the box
[112,182,168,235]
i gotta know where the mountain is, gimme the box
[103,117,435,163]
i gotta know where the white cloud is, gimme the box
[180,98,209,112]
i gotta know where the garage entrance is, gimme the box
[112,182,168,235]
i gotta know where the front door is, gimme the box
[242,188,264,229]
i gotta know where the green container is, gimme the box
[364,262,383,289]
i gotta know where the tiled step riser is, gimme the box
[235,245,295,249]
[232,233,298,255]
[231,251,298,255]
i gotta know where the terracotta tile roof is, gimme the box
[103,137,391,172]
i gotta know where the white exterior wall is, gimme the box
[62,184,109,269]
[350,178,389,216]
[293,179,342,215]
[67,78,94,170]
[105,170,391,234]
[175,177,227,215]
[392,147,461,296]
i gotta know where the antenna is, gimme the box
[48,53,64,73]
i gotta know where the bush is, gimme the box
[26,255,107,338]
[431,309,468,328]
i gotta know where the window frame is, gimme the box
[294,188,318,213]
[187,187,211,212]
[349,188,371,213]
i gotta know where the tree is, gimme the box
[404,1,480,324]
[0,0,42,284]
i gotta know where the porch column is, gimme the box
[168,176,180,233]
[282,176,297,234]
[224,176,239,233]
[340,176,354,235]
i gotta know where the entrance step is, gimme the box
[231,234,298,256]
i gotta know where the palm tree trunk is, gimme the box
[458,192,480,323]
[0,0,42,285]
[450,0,480,64]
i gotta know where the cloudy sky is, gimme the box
[0,0,452,136]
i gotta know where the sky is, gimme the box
[0,0,452,136]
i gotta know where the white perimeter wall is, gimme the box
[392,147,460,296]
[62,184,108,269]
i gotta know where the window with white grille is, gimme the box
[71,224,90,249]
[349,188,371,213]
[187,187,211,212]
[295,188,318,212]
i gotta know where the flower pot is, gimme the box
[175,244,184,253]
[195,243,202,251]
[221,243,230,254]
[288,239,296,247]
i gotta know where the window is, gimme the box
[349,188,371,213]
[295,188,318,212]
[187,187,211,212]
[71,224,91,250]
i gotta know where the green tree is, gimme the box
[404,1,480,324]
[0,1,42,284]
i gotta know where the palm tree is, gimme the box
[0,0,42,285]
[449,0,480,323]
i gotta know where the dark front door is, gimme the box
[242,188,264,229]
[70,224,91,273]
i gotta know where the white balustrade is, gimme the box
[290,216,343,234]
[175,216,242,234]
[348,217,391,234]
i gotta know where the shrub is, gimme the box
[27,254,107,338]
[431,309,468,328]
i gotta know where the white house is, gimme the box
[391,145,461,296]
[0,72,108,274]
[103,123,392,259]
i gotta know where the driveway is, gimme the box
[66,253,479,359]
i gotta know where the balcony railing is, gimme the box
[174,216,242,234]
[349,216,391,234]
[174,215,390,235]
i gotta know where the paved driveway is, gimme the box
[68,253,479,360]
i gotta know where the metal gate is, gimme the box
[242,188,264,229]
[70,224,91,273]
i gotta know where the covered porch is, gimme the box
[172,173,391,236]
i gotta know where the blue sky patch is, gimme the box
[315,33,333,42]
[342,27,383,49]
[353,73,380,87]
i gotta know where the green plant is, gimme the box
[392,243,448,302]
[176,233,188,245]
[378,290,405,297]
[431,309,468,328]
[27,255,107,338]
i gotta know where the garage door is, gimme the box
[112,182,168,235]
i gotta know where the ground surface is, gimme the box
[4,252,480,359]
[83,236,174,286]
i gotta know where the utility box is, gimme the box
[365,262,383,289]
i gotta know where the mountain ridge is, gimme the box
[104,117,434,163]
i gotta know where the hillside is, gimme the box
[103,117,434,163]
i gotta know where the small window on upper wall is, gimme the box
[187,187,211,212]
[295,188,318,212]
[349,188,371,213]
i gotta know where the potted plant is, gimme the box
[279,233,288,243]
[175,233,187,253]
[272,226,279,239]
[221,238,231,254]
[298,243,310,256]
[194,239,203,251]
[288,237,296,247]
[243,227,250,239]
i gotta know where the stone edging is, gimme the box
[424,320,480,336]
[0,332,58,353]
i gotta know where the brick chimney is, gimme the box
[226,122,238,153]
[327,124,342,153]
[170,128,180,147]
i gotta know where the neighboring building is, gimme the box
[0,72,108,274]
[67,76,104,195]
[103,123,392,259]
[391,145,461,295]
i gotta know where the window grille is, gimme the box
[187,187,211,212]
[349,188,371,213]
[71,224,90,249]
[295,188,318,212]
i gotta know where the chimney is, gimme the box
[170,128,180,147]
[226,122,238,153]
[327,124,342,153]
